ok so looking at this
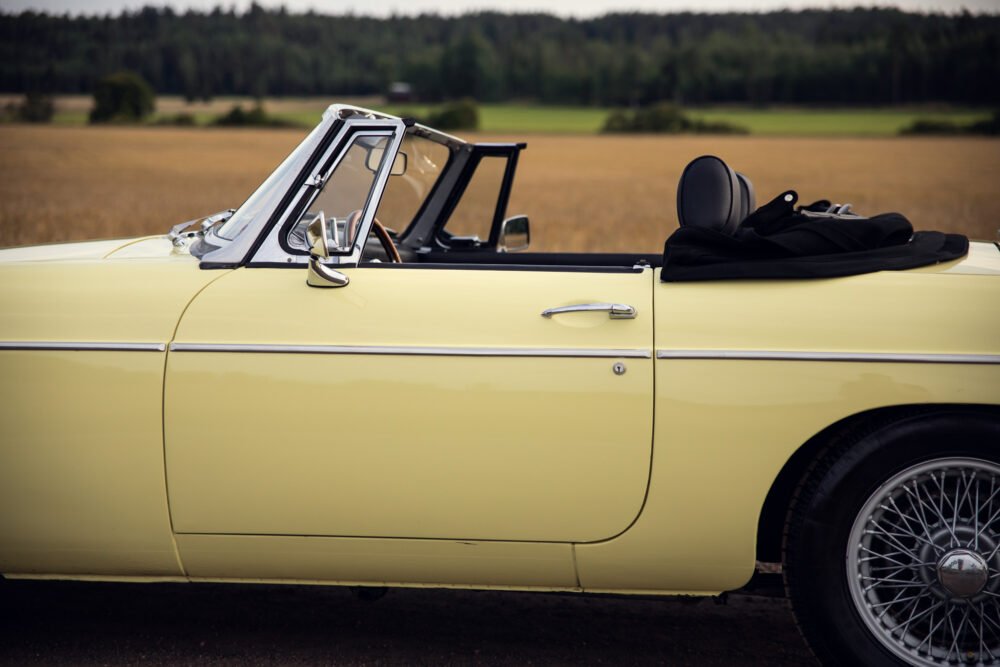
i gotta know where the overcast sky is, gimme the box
[0,0,996,16]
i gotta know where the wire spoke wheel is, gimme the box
[848,458,1000,666]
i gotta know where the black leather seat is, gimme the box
[676,155,755,234]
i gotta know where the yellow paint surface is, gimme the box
[176,534,577,589]
[166,266,655,543]
[0,350,181,575]
[0,255,224,575]
[0,235,997,593]
[575,270,1000,591]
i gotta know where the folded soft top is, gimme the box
[661,179,968,282]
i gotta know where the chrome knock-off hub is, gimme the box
[847,458,1000,666]
[937,548,990,598]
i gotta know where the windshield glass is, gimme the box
[374,134,451,233]
[301,134,393,252]
[216,121,328,241]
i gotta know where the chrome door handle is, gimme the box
[541,303,637,320]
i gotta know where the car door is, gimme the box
[164,262,654,544]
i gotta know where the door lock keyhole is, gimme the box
[613,362,626,375]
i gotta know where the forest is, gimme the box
[0,5,997,107]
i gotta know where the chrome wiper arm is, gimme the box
[167,209,236,247]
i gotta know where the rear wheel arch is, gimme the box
[780,406,1000,665]
[754,403,1000,565]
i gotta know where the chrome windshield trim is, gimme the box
[0,341,165,352]
[200,116,340,267]
[170,343,651,359]
[325,104,465,148]
[656,350,1000,364]
[250,120,407,266]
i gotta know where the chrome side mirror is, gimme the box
[306,212,349,288]
[498,215,530,253]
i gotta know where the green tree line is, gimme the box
[1,4,997,106]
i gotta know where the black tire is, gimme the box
[784,409,1000,666]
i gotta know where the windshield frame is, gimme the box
[274,129,401,259]
[199,112,340,267]
[198,104,466,269]
[214,122,329,243]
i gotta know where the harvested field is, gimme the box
[0,125,997,252]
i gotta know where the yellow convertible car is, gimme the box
[1,105,998,667]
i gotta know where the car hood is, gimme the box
[0,236,185,263]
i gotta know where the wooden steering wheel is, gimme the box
[345,210,401,263]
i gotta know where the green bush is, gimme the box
[213,102,296,128]
[900,111,1000,136]
[425,99,479,131]
[602,103,747,134]
[89,71,155,123]
[694,119,749,135]
[601,109,631,133]
[899,119,962,135]
[630,104,690,133]
[966,110,1000,136]
[11,93,55,123]
[155,112,197,126]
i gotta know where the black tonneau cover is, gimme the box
[661,190,968,282]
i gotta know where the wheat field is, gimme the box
[1,125,997,253]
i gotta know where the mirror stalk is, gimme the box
[308,259,350,288]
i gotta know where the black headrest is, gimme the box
[677,156,753,234]
[736,172,755,219]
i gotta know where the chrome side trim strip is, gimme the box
[170,342,651,359]
[656,350,1000,365]
[0,341,166,352]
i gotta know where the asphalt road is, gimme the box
[0,579,817,666]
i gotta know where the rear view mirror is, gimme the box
[306,212,330,258]
[366,148,407,176]
[498,215,530,253]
